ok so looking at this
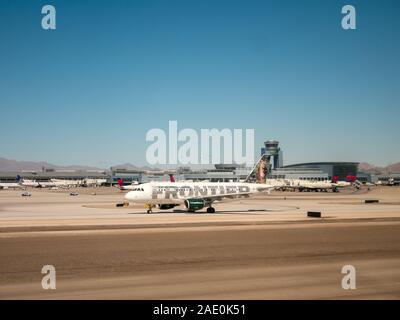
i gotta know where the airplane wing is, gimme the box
[186,186,273,203]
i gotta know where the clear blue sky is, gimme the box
[0,0,399,168]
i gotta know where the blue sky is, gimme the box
[0,0,399,168]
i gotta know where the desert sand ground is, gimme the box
[0,186,399,299]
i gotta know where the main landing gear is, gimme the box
[145,203,155,214]
[206,207,215,213]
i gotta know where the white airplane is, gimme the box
[0,182,24,190]
[332,181,352,188]
[38,181,57,188]
[84,178,107,187]
[124,181,273,213]
[50,179,82,188]
[20,179,41,188]
[20,179,57,188]
[4,175,48,189]
[0,175,25,189]
[119,181,140,190]
[268,179,351,192]
[291,179,336,192]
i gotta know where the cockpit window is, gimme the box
[133,188,144,191]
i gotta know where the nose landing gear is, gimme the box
[145,203,155,214]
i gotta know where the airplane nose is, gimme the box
[124,192,131,200]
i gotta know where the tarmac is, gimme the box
[0,186,399,299]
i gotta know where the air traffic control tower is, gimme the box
[261,140,283,170]
[245,139,283,183]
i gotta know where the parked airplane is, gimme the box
[0,182,24,189]
[84,178,107,187]
[332,181,352,188]
[0,175,25,189]
[37,181,57,188]
[268,179,351,192]
[124,180,274,213]
[50,179,82,188]
[119,181,140,190]
[19,178,41,188]
[19,178,59,188]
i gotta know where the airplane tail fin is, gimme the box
[16,175,22,183]
[244,155,269,184]
[169,174,175,183]
[117,179,124,190]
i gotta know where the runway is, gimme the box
[0,187,400,299]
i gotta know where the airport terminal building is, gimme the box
[281,162,359,181]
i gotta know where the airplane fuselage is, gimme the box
[124,181,269,204]
[0,183,23,189]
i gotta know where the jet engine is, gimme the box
[158,204,178,210]
[184,199,205,212]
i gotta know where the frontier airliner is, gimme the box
[124,180,274,213]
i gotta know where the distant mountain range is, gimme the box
[0,157,159,172]
[358,162,400,174]
[110,163,159,171]
[0,157,104,172]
